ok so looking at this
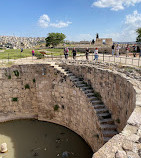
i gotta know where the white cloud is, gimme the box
[125,10,141,27]
[38,14,72,28]
[92,0,141,11]
[39,14,50,28]
[103,10,141,42]
[50,21,72,28]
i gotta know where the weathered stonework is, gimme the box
[0,64,103,151]
[0,62,140,158]
[95,38,113,46]
[60,62,136,132]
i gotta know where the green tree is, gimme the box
[45,33,66,47]
[136,28,141,42]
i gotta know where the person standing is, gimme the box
[32,49,35,56]
[72,47,77,60]
[21,48,23,53]
[115,44,120,57]
[126,44,130,57]
[94,48,98,62]
[133,44,137,57]
[64,47,69,59]
[85,47,89,60]
[111,44,115,56]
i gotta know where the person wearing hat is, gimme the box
[94,48,99,62]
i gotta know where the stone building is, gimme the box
[95,38,113,46]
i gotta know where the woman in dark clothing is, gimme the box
[85,47,89,60]
[72,47,77,60]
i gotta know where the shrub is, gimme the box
[25,84,30,89]
[12,97,18,102]
[13,70,19,77]
[54,105,59,111]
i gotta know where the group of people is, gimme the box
[64,47,99,61]
[21,48,35,56]
[112,44,141,57]
[64,47,78,60]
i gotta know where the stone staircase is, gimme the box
[50,63,118,144]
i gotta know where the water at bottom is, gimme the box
[0,119,93,158]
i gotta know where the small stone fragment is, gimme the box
[115,150,127,158]
[62,151,69,158]
[1,143,8,153]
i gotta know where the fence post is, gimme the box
[138,58,140,67]
[103,50,106,62]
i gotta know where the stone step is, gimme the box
[102,130,117,137]
[86,93,95,97]
[80,87,92,90]
[98,113,111,119]
[95,108,108,114]
[76,84,87,87]
[68,74,76,78]
[93,104,105,109]
[91,100,103,105]
[70,77,79,81]
[66,71,73,74]
[74,80,84,84]
[100,118,114,124]
[88,96,97,100]
[84,89,94,94]
[101,124,116,130]
[103,137,111,143]
[69,76,78,79]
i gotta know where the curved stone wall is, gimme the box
[0,64,103,151]
[0,63,140,157]
[60,63,136,132]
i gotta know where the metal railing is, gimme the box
[0,53,141,67]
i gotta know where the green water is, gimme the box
[0,120,93,158]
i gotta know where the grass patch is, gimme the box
[5,72,11,79]
[8,75,11,79]
[13,70,19,77]
[25,84,30,89]
[12,97,18,102]
[0,49,41,59]
[54,105,59,111]
[34,53,44,59]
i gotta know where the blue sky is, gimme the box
[0,0,141,42]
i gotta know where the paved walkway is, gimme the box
[0,54,140,67]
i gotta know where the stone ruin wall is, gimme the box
[0,63,140,157]
[0,64,103,151]
[59,62,141,158]
[94,38,113,46]
[60,63,136,132]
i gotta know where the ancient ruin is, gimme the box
[95,38,113,46]
[0,61,140,157]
